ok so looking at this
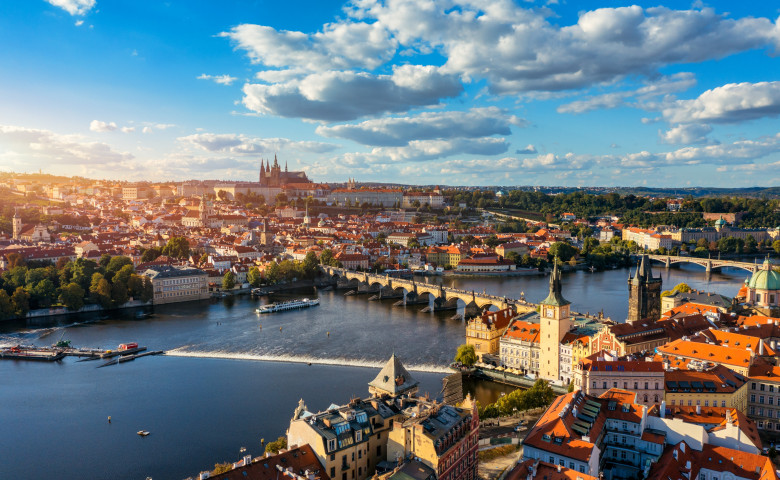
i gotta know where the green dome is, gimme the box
[748,262,780,291]
[715,217,727,226]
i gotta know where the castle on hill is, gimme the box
[258,155,310,187]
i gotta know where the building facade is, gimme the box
[627,255,662,323]
[141,265,209,304]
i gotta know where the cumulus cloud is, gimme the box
[46,0,95,16]
[89,120,117,132]
[197,74,238,86]
[315,107,524,146]
[660,124,715,145]
[516,145,537,154]
[346,2,779,94]
[662,81,780,124]
[141,123,175,134]
[557,72,697,114]
[178,133,338,155]
[221,21,396,72]
[242,65,462,121]
[0,124,133,165]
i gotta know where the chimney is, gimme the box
[759,340,765,356]
[660,401,666,418]
[244,455,252,465]
[696,404,701,415]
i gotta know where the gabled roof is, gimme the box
[368,354,419,396]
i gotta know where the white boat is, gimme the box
[137,430,150,436]
[256,298,320,314]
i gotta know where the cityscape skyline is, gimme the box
[1,0,779,186]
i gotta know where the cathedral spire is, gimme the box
[273,154,279,169]
[540,259,570,307]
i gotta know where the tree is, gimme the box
[247,267,262,287]
[217,190,229,202]
[106,256,133,275]
[141,248,161,263]
[774,240,780,255]
[5,253,26,269]
[0,290,14,320]
[455,344,477,367]
[11,287,30,317]
[141,277,154,303]
[548,242,578,262]
[222,270,236,290]
[265,262,281,284]
[162,237,190,259]
[212,463,233,475]
[127,274,145,300]
[59,283,85,311]
[111,280,129,306]
[89,273,112,308]
[319,249,336,267]
[265,436,287,455]
[302,251,319,279]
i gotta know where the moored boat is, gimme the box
[256,298,319,314]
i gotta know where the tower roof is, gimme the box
[540,260,570,307]
[631,254,661,285]
[368,354,419,396]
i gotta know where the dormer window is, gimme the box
[328,439,336,451]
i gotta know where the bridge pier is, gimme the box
[464,303,481,319]
[665,257,670,269]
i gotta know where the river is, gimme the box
[0,263,748,479]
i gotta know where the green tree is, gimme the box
[247,267,262,287]
[212,463,233,475]
[59,283,85,311]
[0,290,14,320]
[29,279,57,309]
[302,251,319,279]
[265,436,287,455]
[162,236,191,259]
[89,273,112,308]
[141,277,154,303]
[141,248,161,262]
[127,274,145,300]
[111,280,129,306]
[774,240,780,255]
[454,344,477,367]
[265,262,281,284]
[106,256,133,275]
[319,249,335,267]
[548,242,578,262]
[11,287,30,317]
[222,270,236,290]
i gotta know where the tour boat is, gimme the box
[256,298,320,314]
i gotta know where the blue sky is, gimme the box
[1,0,779,187]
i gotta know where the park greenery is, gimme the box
[0,254,153,320]
[264,436,288,455]
[478,379,556,419]
[446,190,780,229]
[249,252,324,287]
[661,282,692,297]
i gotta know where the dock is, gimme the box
[0,344,162,365]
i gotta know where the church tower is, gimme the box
[539,260,573,383]
[199,194,209,227]
[259,159,265,185]
[12,208,22,241]
[627,254,662,323]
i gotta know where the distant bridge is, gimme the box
[320,266,539,316]
[645,255,759,274]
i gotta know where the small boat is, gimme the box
[137,430,150,436]
[256,298,320,314]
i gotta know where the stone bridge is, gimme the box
[645,255,760,274]
[320,266,538,316]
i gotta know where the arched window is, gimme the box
[643,394,648,403]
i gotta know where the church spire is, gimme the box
[285,160,288,172]
[273,154,279,169]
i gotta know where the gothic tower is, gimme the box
[539,260,573,383]
[12,208,22,241]
[199,194,209,227]
[627,254,662,323]
[259,159,265,184]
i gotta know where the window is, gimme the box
[759,421,764,428]
[750,406,755,415]
[688,400,692,406]
[634,382,638,389]
[603,382,607,389]
[593,381,597,388]
[655,382,659,390]
[704,400,709,407]
[761,384,766,391]
[328,440,337,451]
[761,396,765,404]
[696,400,700,406]
[721,401,726,407]
[623,382,628,389]
[751,394,756,402]
[331,468,335,478]
[613,382,618,388]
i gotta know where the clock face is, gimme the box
[545,307,553,318]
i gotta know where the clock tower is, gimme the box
[539,260,572,383]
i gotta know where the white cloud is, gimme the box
[121,126,136,133]
[140,123,175,134]
[662,81,780,124]
[197,74,238,86]
[142,127,153,134]
[46,0,95,16]
[89,120,117,132]
[315,107,524,146]
[178,133,338,155]
[75,20,84,26]
[221,20,396,73]
[347,2,779,94]
[660,124,715,145]
[0,124,133,165]
[557,72,697,114]
[516,144,537,154]
[242,65,462,121]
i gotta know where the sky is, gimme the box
[0,0,779,187]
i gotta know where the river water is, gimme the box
[0,263,748,479]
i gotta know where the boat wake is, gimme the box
[165,347,450,374]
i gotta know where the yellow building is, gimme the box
[386,399,479,480]
[664,365,749,413]
[570,336,591,367]
[465,307,515,360]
